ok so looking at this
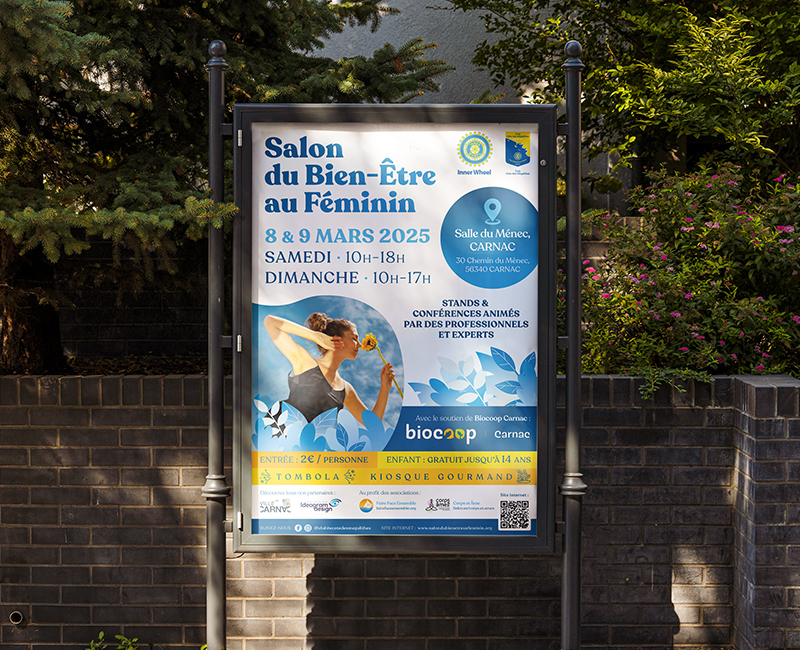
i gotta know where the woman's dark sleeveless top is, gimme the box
[285,365,345,422]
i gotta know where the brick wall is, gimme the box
[1,375,798,650]
[577,376,735,649]
[732,376,800,650]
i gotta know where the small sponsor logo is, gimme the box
[425,498,451,512]
[406,424,476,445]
[260,499,291,514]
[505,131,531,166]
[299,498,343,513]
[458,132,492,166]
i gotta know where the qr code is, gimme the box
[499,500,530,530]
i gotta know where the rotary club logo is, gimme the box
[458,132,492,166]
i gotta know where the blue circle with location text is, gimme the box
[441,187,538,289]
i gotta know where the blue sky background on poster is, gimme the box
[251,296,402,453]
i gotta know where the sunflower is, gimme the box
[360,333,403,398]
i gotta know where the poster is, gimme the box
[238,112,553,546]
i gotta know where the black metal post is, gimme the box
[203,39,230,650]
[561,40,587,650]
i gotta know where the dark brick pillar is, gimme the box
[733,375,800,650]
[577,375,735,649]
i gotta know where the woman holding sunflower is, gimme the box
[264,312,395,424]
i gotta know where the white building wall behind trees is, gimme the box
[320,1,519,104]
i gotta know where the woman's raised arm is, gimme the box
[263,315,341,373]
[343,362,394,424]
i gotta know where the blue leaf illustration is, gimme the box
[296,422,329,452]
[337,426,349,450]
[496,380,521,395]
[430,378,449,393]
[491,347,516,373]
[517,370,537,405]
[409,382,434,405]
[438,357,459,374]
[359,410,384,437]
[312,407,339,430]
[252,420,276,451]
[476,351,502,374]
[448,379,470,391]
[282,402,307,429]
[432,379,462,404]
[431,385,468,406]
[348,441,367,452]
[522,351,537,370]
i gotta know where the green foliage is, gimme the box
[589,174,624,195]
[1,199,232,265]
[629,367,713,400]
[447,0,800,174]
[581,166,800,382]
[448,1,800,386]
[611,8,800,172]
[1,0,450,220]
[86,630,210,649]
[0,0,450,371]
[470,88,506,104]
[258,38,452,104]
[86,631,138,650]
[0,0,104,105]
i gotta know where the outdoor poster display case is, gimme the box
[232,105,557,553]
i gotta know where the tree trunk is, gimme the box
[0,233,66,373]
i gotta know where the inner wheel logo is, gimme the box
[458,132,492,165]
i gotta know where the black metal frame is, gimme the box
[230,104,558,555]
[203,40,230,650]
[208,42,585,649]
[560,41,587,650]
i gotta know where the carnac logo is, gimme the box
[458,132,492,166]
[260,499,291,514]
[359,499,374,513]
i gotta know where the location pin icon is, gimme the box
[484,198,502,224]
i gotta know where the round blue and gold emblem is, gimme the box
[458,132,492,166]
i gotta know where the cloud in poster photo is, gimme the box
[251,296,403,452]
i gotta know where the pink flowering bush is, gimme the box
[582,166,800,385]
